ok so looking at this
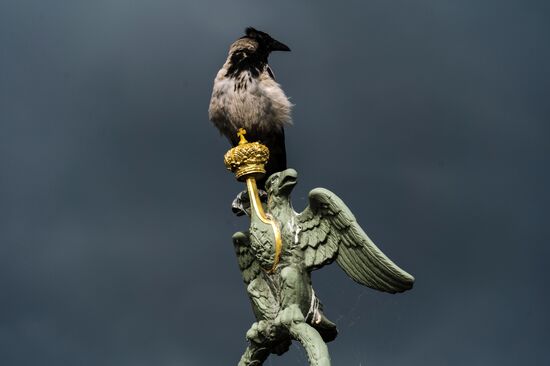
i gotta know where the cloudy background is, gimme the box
[1,0,549,365]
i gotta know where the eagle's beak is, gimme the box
[279,169,298,192]
[270,39,291,52]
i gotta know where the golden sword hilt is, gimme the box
[224,129,282,273]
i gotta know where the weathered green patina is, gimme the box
[223,130,414,365]
[233,169,414,366]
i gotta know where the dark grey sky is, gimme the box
[1,0,549,365]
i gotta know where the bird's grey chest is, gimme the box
[210,67,290,130]
[212,71,257,101]
[210,72,260,128]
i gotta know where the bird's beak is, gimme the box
[279,169,298,192]
[270,39,291,52]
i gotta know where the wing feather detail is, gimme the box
[233,231,262,285]
[297,188,414,293]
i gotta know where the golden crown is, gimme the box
[224,129,270,181]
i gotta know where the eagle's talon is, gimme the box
[246,320,275,344]
[274,304,305,329]
[232,189,268,217]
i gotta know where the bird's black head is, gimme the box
[242,27,291,53]
[265,169,298,202]
[226,28,290,78]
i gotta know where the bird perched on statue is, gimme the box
[208,27,292,189]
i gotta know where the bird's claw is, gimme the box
[245,320,275,344]
[274,304,305,329]
[232,189,268,217]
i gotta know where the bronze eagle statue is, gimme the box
[232,168,414,366]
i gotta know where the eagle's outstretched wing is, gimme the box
[233,231,262,285]
[297,189,414,293]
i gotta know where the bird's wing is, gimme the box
[266,65,276,80]
[233,231,262,285]
[297,188,414,293]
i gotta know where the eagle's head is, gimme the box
[226,27,290,78]
[265,169,298,207]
